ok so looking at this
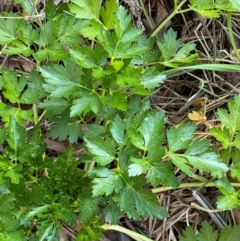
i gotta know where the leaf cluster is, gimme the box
[0,0,237,240]
[179,220,240,241]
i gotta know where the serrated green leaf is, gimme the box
[141,67,166,89]
[128,157,149,176]
[70,93,102,116]
[70,45,108,69]
[110,115,126,145]
[54,14,86,45]
[210,127,232,149]
[185,138,210,155]
[157,28,180,61]
[139,110,166,149]
[84,136,115,165]
[219,225,240,241]
[69,0,102,21]
[5,165,23,184]
[7,116,26,151]
[103,203,121,224]
[179,226,197,241]
[117,66,142,86]
[102,90,127,111]
[33,49,49,62]
[20,71,46,104]
[147,162,179,187]
[0,104,33,125]
[231,162,240,181]
[119,179,168,219]
[0,17,17,44]
[92,173,124,196]
[18,20,39,46]
[233,132,240,149]
[132,35,162,65]
[80,19,104,40]
[35,20,55,46]
[78,193,100,223]
[216,192,239,210]
[48,41,69,61]
[126,96,150,115]
[167,123,196,152]
[0,193,15,214]
[173,42,196,60]
[215,178,239,209]
[215,177,235,195]
[216,94,240,133]
[100,0,118,29]
[167,153,192,175]
[116,42,146,58]
[189,0,221,18]
[40,63,80,98]
[114,6,133,40]
[47,114,82,143]
[184,152,228,178]
[196,221,218,241]
[2,68,27,104]
[0,128,6,145]
[2,42,33,57]
[128,128,145,150]
[39,99,70,115]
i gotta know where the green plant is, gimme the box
[0,0,240,240]
[179,220,240,241]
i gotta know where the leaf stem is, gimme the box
[150,0,189,38]
[151,182,240,193]
[101,224,154,241]
[139,0,154,30]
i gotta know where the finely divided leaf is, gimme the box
[167,123,196,151]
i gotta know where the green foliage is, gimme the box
[0,0,239,240]
[179,221,240,241]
